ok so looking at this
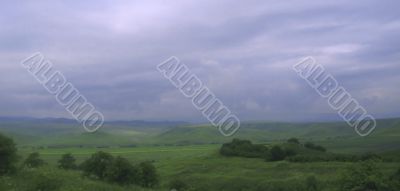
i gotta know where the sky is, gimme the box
[0,0,399,122]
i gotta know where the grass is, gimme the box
[1,118,400,190]
[15,144,400,190]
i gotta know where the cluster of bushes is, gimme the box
[304,142,326,152]
[340,159,400,191]
[220,139,269,158]
[220,138,389,163]
[287,152,382,163]
[0,133,18,175]
[220,138,327,162]
[0,132,159,189]
[80,151,159,187]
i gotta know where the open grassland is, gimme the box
[15,144,400,190]
[1,118,400,190]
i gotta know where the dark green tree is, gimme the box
[220,139,268,158]
[269,145,286,161]
[0,133,18,175]
[24,152,46,168]
[81,151,114,180]
[287,137,300,144]
[58,153,77,170]
[105,156,140,185]
[139,161,159,188]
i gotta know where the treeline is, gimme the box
[220,138,327,162]
[287,152,382,162]
[23,152,159,188]
[219,138,392,163]
[0,133,159,189]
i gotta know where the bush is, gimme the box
[287,138,300,144]
[360,152,382,161]
[105,156,140,185]
[138,161,159,188]
[58,153,77,170]
[340,160,390,191]
[0,133,18,175]
[28,173,62,191]
[169,179,189,191]
[304,142,326,152]
[269,145,286,161]
[220,139,268,158]
[81,151,114,180]
[23,152,46,168]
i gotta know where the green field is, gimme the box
[12,144,400,191]
[1,118,400,190]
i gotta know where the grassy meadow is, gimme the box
[1,117,400,190]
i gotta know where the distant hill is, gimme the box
[0,116,399,153]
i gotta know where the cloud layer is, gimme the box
[1,0,399,122]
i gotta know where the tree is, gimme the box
[24,152,46,168]
[270,145,286,161]
[105,156,140,185]
[0,133,18,175]
[220,139,268,158]
[58,153,77,170]
[139,161,159,188]
[81,151,114,180]
[287,138,300,144]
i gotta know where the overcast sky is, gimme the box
[0,0,399,122]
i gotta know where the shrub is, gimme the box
[0,133,18,175]
[220,139,268,158]
[105,156,140,185]
[287,138,300,144]
[340,160,390,191]
[269,145,286,161]
[360,152,381,161]
[81,151,114,180]
[28,173,62,191]
[138,161,159,188]
[58,153,77,170]
[285,147,298,157]
[23,152,46,168]
[304,142,326,152]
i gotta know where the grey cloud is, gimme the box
[0,0,399,122]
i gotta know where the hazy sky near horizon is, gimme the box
[0,0,399,122]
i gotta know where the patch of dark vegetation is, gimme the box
[0,133,18,175]
[219,138,397,163]
[81,151,159,187]
[220,138,269,158]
